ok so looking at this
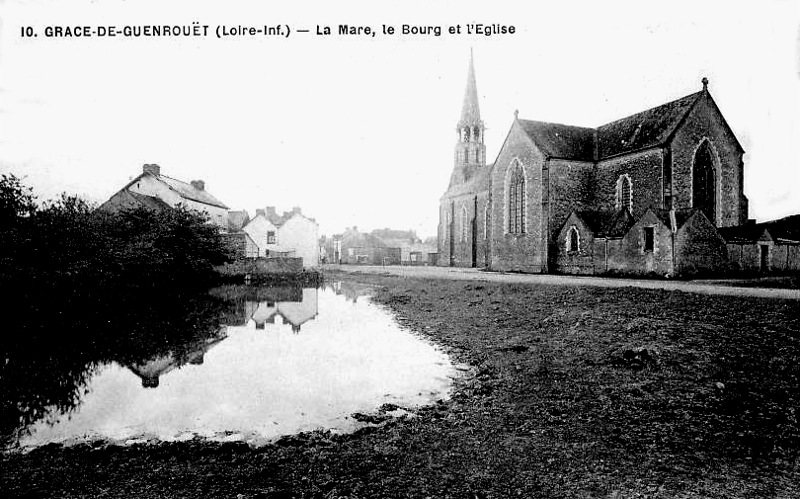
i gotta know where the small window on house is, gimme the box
[267,231,276,244]
[643,227,655,252]
[567,226,580,253]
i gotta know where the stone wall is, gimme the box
[674,212,729,276]
[553,213,595,275]
[489,122,549,272]
[670,94,747,226]
[606,211,674,275]
[596,148,664,220]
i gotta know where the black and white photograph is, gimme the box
[2,1,799,497]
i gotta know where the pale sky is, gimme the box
[2,0,799,238]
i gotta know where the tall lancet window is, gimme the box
[507,163,526,234]
[616,174,633,213]
[693,141,716,224]
[461,206,469,242]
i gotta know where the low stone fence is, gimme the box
[216,257,321,285]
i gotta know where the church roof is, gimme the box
[458,50,482,127]
[518,120,596,161]
[518,89,709,161]
[596,91,703,159]
[655,208,697,231]
[575,208,634,238]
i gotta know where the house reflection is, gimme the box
[120,285,319,389]
[243,288,319,333]
[124,332,228,388]
[326,281,373,303]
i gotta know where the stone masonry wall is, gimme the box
[596,148,664,220]
[490,122,548,273]
[606,211,673,275]
[674,212,729,275]
[670,94,746,227]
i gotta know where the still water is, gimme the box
[2,282,455,450]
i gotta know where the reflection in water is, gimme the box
[1,285,227,449]
[2,283,454,450]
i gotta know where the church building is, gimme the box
[439,53,750,276]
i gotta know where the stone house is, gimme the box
[100,164,229,228]
[439,53,757,276]
[335,227,402,265]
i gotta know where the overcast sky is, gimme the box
[2,0,799,238]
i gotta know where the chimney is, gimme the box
[190,180,205,191]
[256,208,266,217]
[292,206,302,214]
[142,163,161,176]
[266,206,277,219]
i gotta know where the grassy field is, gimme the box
[3,273,799,498]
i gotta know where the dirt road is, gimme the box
[326,264,800,300]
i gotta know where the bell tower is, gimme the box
[450,50,486,187]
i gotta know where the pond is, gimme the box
[1,282,456,451]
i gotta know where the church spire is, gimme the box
[450,49,486,188]
[459,48,482,127]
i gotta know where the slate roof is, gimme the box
[651,208,697,231]
[341,228,389,248]
[719,214,800,244]
[596,92,703,159]
[156,174,228,209]
[518,120,596,161]
[575,209,634,238]
[99,190,172,212]
[517,90,707,161]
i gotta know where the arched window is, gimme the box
[461,206,469,242]
[507,163,526,234]
[616,174,633,213]
[693,141,716,224]
[566,226,580,253]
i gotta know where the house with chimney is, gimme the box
[239,206,319,268]
[100,163,229,228]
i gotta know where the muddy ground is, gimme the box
[3,271,800,498]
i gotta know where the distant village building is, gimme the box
[238,206,319,268]
[322,228,437,266]
[332,227,402,265]
[719,215,800,273]
[100,164,229,228]
[439,53,799,276]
